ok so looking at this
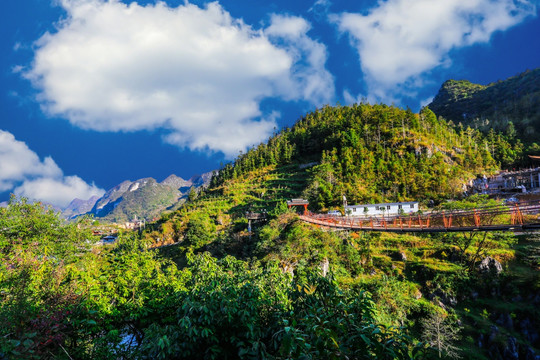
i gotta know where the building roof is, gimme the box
[346,201,418,208]
[286,198,309,205]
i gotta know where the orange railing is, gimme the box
[300,201,540,232]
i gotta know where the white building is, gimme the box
[345,202,419,217]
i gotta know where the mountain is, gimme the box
[161,172,217,190]
[188,171,218,188]
[161,174,191,190]
[428,68,540,144]
[211,104,497,209]
[64,171,216,223]
[63,195,100,219]
[91,177,180,223]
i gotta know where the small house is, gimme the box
[101,235,117,244]
[345,202,419,217]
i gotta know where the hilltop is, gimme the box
[213,104,496,206]
[428,68,540,150]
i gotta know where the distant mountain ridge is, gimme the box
[62,195,100,219]
[63,171,216,222]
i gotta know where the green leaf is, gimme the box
[10,340,21,347]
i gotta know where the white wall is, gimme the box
[346,202,418,217]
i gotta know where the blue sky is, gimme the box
[1,0,540,207]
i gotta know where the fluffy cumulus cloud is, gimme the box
[0,130,104,208]
[266,14,334,105]
[0,131,61,192]
[24,0,334,158]
[13,176,104,208]
[333,0,536,101]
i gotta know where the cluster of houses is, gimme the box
[468,157,540,195]
[123,218,146,230]
[485,168,540,194]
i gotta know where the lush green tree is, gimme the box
[0,196,93,259]
[0,198,94,358]
[138,254,425,360]
[183,213,217,248]
[188,187,198,202]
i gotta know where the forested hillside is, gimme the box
[1,197,429,359]
[213,104,497,209]
[428,68,540,166]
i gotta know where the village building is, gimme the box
[345,201,419,217]
[124,218,145,230]
[101,235,117,244]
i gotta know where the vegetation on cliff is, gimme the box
[213,104,497,209]
[429,68,540,166]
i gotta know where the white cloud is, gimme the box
[266,14,335,105]
[14,176,104,209]
[0,130,104,208]
[0,130,62,191]
[332,0,536,102]
[309,0,332,19]
[24,0,334,158]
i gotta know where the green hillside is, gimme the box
[214,104,497,208]
[150,103,498,252]
[428,68,540,165]
[145,104,538,359]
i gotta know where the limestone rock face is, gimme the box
[503,337,519,360]
[319,258,329,277]
[478,256,503,276]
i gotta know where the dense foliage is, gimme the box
[1,199,436,359]
[429,68,540,166]
[213,104,497,210]
[3,195,538,359]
